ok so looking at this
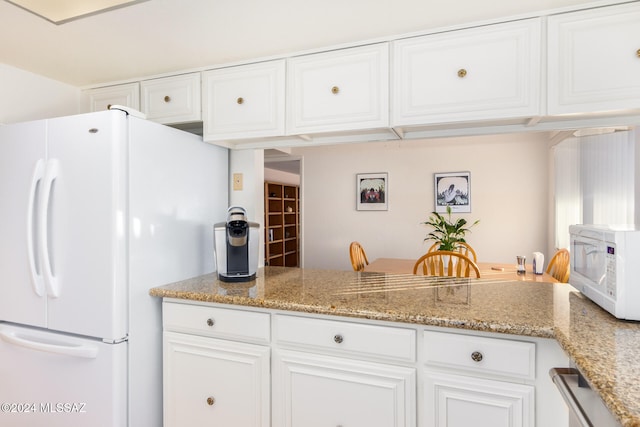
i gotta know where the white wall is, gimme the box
[265,167,300,186]
[293,133,550,270]
[0,63,80,124]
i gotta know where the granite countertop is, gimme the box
[150,266,640,427]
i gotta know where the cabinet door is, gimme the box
[85,83,140,112]
[163,332,270,427]
[203,60,285,141]
[273,349,416,427]
[423,371,534,427]
[547,2,640,115]
[392,19,541,126]
[287,43,389,134]
[141,73,201,124]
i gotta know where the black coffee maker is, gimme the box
[213,207,259,282]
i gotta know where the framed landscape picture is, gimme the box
[356,173,388,211]
[434,171,471,213]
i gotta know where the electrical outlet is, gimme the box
[233,173,243,191]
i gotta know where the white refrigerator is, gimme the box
[0,109,229,426]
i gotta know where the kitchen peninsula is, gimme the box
[150,267,640,427]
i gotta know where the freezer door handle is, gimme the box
[40,158,60,298]
[27,159,45,297]
[0,328,98,359]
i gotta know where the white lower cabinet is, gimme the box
[163,332,270,426]
[162,302,271,427]
[424,371,534,427]
[161,301,568,427]
[273,349,416,427]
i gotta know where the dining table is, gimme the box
[363,257,558,283]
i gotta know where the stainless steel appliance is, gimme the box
[214,206,259,282]
[550,368,620,426]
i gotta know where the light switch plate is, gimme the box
[233,173,243,191]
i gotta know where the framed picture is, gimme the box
[434,171,471,213]
[356,173,388,211]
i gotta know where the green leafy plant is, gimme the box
[422,206,479,251]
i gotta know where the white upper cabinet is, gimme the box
[85,82,140,112]
[140,72,201,125]
[202,60,285,142]
[547,2,640,115]
[286,43,390,135]
[391,18,542,128]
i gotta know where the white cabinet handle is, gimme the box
[0,329,98,359]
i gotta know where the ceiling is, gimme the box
[0,0,588,88]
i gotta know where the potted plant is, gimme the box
[422,206,479,252]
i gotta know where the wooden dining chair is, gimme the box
[427,241,478,262]
[413,251,481,278]
[546,248,570,283]
[349,241,369,272]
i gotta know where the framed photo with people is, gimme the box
[434,171,471,213]
[356,172,388,211]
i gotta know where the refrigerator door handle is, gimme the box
[0,329,98,359]
[27,159,45,297]
[40,158,60,298]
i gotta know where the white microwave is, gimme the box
[569,224,640,321]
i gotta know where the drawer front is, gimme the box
[274,314,415,362]
[423,331,535,380]
[141,73,201,124]
[392,18,541,125]
[203,60,285,141]
[86,82,140,112]
[163,302,270,343]
[287,43,389,134]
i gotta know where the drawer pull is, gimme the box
[331,86,340,95]
[206,396,215,406]
[637,49,640,58]
[457,68,467,78]
[237,97,244,105]
[206,318,215,327]
[333,334,344,344]
[163,95,171,103]
[471,351,483,362]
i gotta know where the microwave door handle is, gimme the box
[27,159,45,297]
[0,329,98,359]
[40,159,60,298]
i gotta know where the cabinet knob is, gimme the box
[164,95,171,103]
[333,334,344,344]
[457,69,467,78]
[206,318,215,327]
[206,396,215,406]
[471,351,483,362]
[106,104,112,110]
[637,49,640,58]
[331,86,340,95]
[236,97,244,105]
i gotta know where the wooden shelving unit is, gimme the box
[264,181,300,267]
